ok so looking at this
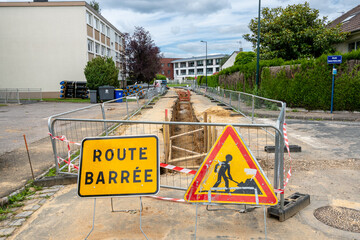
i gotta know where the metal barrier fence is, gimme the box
[192,85,285,124]
[48,119,286,207]
[0,88,42,104]
[48,86,287,208]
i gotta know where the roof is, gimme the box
[0,1,124,36]
[171,54,226,63]
[328,4,360,33]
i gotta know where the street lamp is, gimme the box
[255,0,261,87]
[200,40,207,88]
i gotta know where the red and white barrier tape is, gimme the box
[160,163,196,175]
[48,133,81,146]
[57,156,79,170]
[147,195,187,203]
[283,123,292,189]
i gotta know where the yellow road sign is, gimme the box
[184,125,278,205]
[78,135,159,197]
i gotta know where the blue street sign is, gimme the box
[327,55,342,64]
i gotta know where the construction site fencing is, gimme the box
[48,118,286,208]
[191,85,287,207]
[0,88,42,104]
[48,85,288,208]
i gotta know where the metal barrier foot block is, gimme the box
[34,175,77,187]
[268,192,310,222]
[264,145,302,153]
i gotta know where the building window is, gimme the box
[176,70,179,75]
[215,58,221,65]
[207,68,213,74]
[175,63,178,68]
[101,22,105,33]
[216,67,219,72]
[87,39,94,52]
[189,69,195,75]
[168,63,170,67]
[168,70,170,74]
[86,12,92,26]
[206,59,213,65]
[197,60,203,66]
[95,18,99,30]
[189,61,194,67]
[107,48,111,57]
[197,68,203,74]
[115,33,118,42]
[348,41,360,52]
[95,43,100,54]
[106,26,110,37]
[162,70,165,74]
[161,63,164,67]
[181,70,186,75]
[180,62,186,68]
[101,45,106,56]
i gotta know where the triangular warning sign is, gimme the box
[184,125,278,206]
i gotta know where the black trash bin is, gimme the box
[98,86,115,101]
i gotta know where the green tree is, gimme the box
[84,56,119,90]
[243,2,348,60]
[234,51,256,65]
[125,27,162,86]
[155,74,166,80]
[89,0,101,14]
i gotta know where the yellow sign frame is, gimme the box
[78,135,159,198]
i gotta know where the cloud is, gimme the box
[102,0,231,15]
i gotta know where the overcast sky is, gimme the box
[2,0,358,58]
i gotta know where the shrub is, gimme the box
[84,57,119,90]
[234,51,256,65]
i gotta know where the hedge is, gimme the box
[217,49,360,111]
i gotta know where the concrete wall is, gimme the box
[0,6,87,95]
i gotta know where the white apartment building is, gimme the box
[172,54,226,80]
[0,1,125,98]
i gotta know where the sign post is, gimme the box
[78,135,159,197]
[327,55,342,113]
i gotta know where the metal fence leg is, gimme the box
[100,104,108,136]
[126,97,129,119]
[194,204,198,240]
[17,89,20,104]
[251,95,255,123]
[85,198,96,240]
[139,197,149,240]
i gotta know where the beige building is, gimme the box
[329,5,360,53]
[0,1,125,98]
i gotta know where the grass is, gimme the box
[0,104,7,107]
[45,167,57,177]
[42,98,90,103]
[0,182,43,221]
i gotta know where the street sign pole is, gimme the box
[331,64,335,114]
[327,55,342,114]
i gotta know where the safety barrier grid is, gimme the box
[48,119,287,208]
[47,87,166,172]
[0,88,42,104]
[191,85,287,207]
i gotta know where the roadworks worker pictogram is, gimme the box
[184,125,277,206]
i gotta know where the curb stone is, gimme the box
[0,186,64,239]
